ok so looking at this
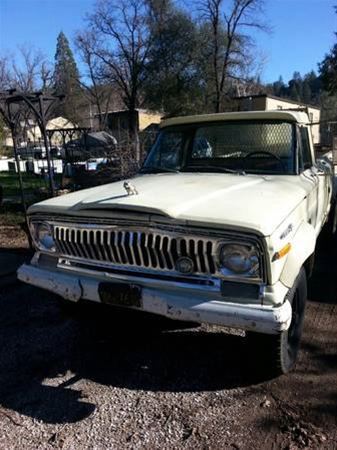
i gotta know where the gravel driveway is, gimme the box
[0,230,336,449]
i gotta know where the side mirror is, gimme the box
[315,158,333,175]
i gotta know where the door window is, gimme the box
[299,127,313,171]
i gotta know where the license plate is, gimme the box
[98,282,142,307]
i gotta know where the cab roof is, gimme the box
[160,110,310,128]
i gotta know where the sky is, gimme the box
[0,0,336,84]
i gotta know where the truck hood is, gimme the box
[28,173,310,236]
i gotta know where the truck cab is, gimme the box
[18,110,334,375]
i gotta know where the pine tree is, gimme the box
[319,6,337,95]
[273,76,285,97]
[302,80,312,104]
[319,43,337,95]
[53,31,81,121]
[145,0,201,115]
[289,80,300,101]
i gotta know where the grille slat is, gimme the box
[112,231,122,264]
[136,232,145,266]
[53,224,219,276]
[74,230,84,258]
[94,231,103,261]
[204,241,211,273]
[105,231,115,263]
[195,240,202,273]
[98,230,108,261]
[119,231,127,264]
[80,230,90,260]
[143,233,151,267]
[63,228,73,256]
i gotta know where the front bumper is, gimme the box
[17,263,292,335]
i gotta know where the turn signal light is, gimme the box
[272,243,292,262]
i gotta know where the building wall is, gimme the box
[28,117,76,146]
[138,111,162,131]
[265,97,320,144]
[2,117,76,149]
[239,96,266,111]
[236,96,321,145]
[107,110,162,142]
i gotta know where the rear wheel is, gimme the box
[327,200,337,234]
[247,268,307,376]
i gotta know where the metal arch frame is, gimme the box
[0,95,28,215]
[45,127,91,162]
[0,89,64,198]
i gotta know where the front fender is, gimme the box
[279,221,316,288]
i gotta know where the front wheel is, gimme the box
[247,268,307,376]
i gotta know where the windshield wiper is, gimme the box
[140,166,180,174]
[184,165,245,175]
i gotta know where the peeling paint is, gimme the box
[18,263,292,334]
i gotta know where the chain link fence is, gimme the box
[0,125,158,212]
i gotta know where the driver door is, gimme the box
[298,126,320,231]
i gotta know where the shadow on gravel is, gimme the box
[0,226,336,425]
[0,284,271,424]
[307,226,337,304]
[0,247,32,278]
[64,303,269,391]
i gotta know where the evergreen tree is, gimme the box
[272,76,285,97]
[318,6,337,95]
[302,80,312,104]
[292,71,302,82]
[292,72,303,99]
[53,31,81,121]
[304,70,320,102]
[319,42,337,95]
[144,1,201,115]
[289,80,300,101]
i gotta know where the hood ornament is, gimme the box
[124,181,138,196]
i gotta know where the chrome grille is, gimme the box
[53,224,218,275]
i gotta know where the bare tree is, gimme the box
[0,55,11,90]
[0,47,55,152]
[1,46,52,93]
[82,0,153,161]
[11,46,46,92]
[200,0,267,112]
[40,60,54,91]
[75,30,115,130]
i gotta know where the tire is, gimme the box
[329,201,337,234]
[247,267,307,376]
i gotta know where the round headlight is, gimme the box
[35,222,56,252]
[219,244,259,275]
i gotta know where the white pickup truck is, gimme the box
[18,110,334,375]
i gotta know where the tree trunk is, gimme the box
[128,109,140,164]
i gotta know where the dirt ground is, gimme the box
[0,225,336,449]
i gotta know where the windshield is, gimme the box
[142,120,296,175]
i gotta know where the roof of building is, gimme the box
[160,110,311,128]
[96,109,162,116]
[233,93,321,110]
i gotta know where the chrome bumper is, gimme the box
[17,264,292,335]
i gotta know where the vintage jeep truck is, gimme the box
[18,110,334,374]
